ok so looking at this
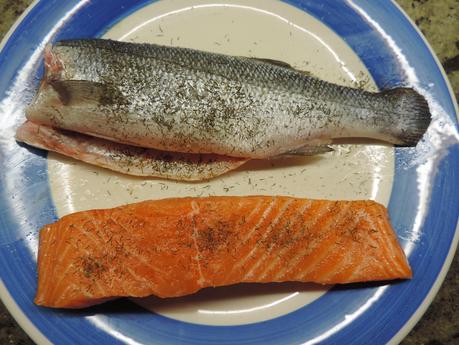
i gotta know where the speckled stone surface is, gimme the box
[0,0,457,344]
[397,0,459,101]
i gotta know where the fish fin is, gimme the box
[379,88,431,146]
[49,80,126,106]
[248,57,294,69]
[248,57,313,77]
[272,145,333,158]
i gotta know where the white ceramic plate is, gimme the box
[0,0,457,344]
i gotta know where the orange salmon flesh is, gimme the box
[35,196,412,308]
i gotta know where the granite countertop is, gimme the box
[0,0,458,344]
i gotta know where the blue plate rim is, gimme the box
[0,1,457,344]
[384,2,458,343]
[0,3,53,343]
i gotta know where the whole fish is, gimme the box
[24,39,431,159]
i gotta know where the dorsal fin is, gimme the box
[248,57,312,77]
[248,57,294,69]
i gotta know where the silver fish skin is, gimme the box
[15,121,247,181]
[26,39,431,159]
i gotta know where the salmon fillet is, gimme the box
[35,196,412,308]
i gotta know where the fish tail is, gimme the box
[380,88,431,146]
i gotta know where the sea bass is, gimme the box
[16,121,247,181]
[34,196,412,308]
[25,39,431,159]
